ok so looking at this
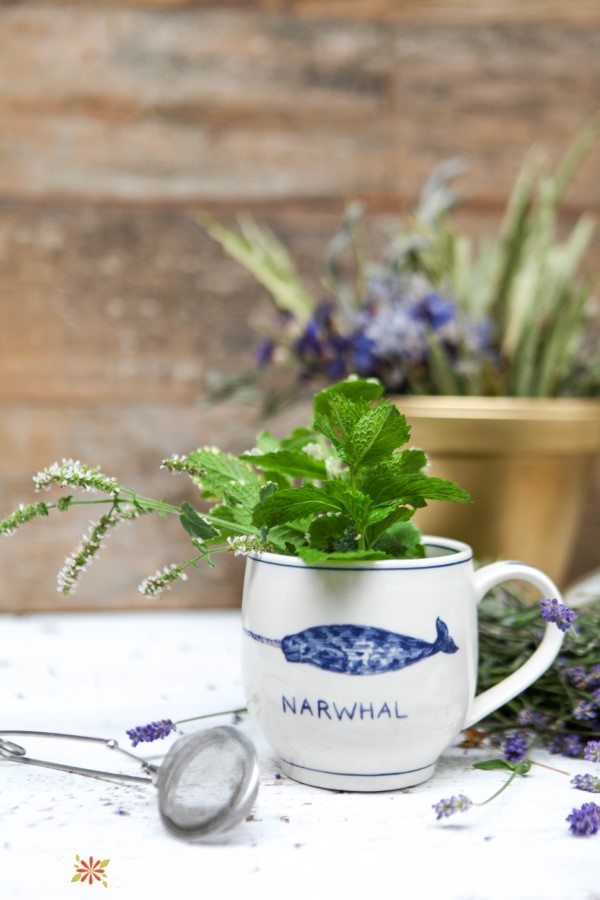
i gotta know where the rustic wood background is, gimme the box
[1,1,599,611]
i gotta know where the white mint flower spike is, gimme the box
[57,505,150,596]
[139,563,189,597]
[226,535,265,557]
[34,459,120,496]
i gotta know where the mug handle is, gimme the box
[464,561,566,729]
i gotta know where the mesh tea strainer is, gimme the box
[0,725,259,841]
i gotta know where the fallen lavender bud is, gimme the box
[571,774,600,794]
[432,794,473,820]
[566,802,600,837]
[126,719,177,747]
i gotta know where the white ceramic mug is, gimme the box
[240,537,565,791]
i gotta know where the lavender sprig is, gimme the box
[539,598,578,633]
[571,774,600,794]
[432,794,473,820]
[566,802,600,836]
[126,720,177,748]
[502,733,528,763]
[434,736,535,823]
[573,699,599,722]
[125,707,247,747]
[584,741,600,763]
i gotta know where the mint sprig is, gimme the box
[244,377,471,560]
[2,379,472,597]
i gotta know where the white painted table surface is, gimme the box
[1,610,599,900]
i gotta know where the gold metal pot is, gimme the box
[396,396,600,586]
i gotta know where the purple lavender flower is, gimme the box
[547,734,584,758]
[566,802,600,836]
[126,719,176,747]
[571,774,600,794]
[503,733,528,763]
[416,292,456,329]
[539,598,577,632]
[432,794,473,820]
[516,708,549,729]
[256,338,275,367]
[560,664,587,687]
[584,740,600,763]
[573,700,598,722]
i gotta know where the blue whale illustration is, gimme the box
[244,618,458,676]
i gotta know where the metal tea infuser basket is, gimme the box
[0,726,259,841]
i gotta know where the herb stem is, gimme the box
[477,763,523,807]
[175,707,247,726]
[530,760,571,776]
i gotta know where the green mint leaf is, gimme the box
[99,860,110,868]
[372,520,425,558]
[187,447,260,502]
[307,513,355,552]
[259,482,279,502]
[254,428,317,454]
[280,428,318,451]
[192,540,216,566]
[297,547,390,565]
[323,481,372,528]
[206,504,253,536]
[315,393,410,470]
[255,430,281,453]
[380,448,428,475]
[267,521,311,554]
[366,505,413,548]
[71,875,82,882]
[239,450,327,480]
[313,378,384,420]
[180,502,219,541]
[364,473,471,507]
[344,401,411,469]
[472,759,515,772]
[252,484,344,528]
[473,758,531,776]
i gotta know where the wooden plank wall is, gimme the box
[1,2,599,611]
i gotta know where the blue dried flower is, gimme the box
[572,700,598,722]
[585,741,600,763]
[415,291,456,329]
[566,802,600,836]
[516,708,549,728]
[256,338,275,367]
[539,598,577,632]
[126,719,176,747]
[547,734,584,758]
[560,664,587,687]
[503,733,528,763]
[432,794,473,820]
[571,774,600,794]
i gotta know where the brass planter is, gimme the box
[396,397,600,586]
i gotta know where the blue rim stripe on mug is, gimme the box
[247,553,472,572]
[279,758,437,778]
